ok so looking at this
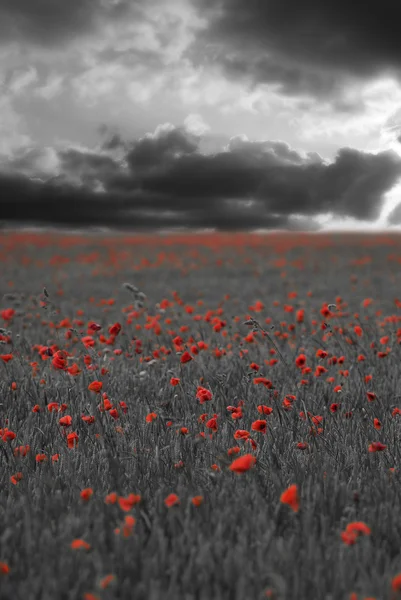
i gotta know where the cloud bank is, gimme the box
[1,123,400,230]
[188,0,401,101]
[0,0,133,47]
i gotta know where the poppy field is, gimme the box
[2,230,401,600]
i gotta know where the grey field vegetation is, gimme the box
[1,231,401,600]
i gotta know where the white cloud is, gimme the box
[1,145,60,178]
[8,67,38,95]
[34,75,64,100]
[177,64,255,109]
[79,0,206,65]
[0,96,31,156]
[71,63,127,106]
[184,113,210,135]
[290,76,401,146]
[127,71,168,104]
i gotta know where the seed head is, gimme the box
[122,283,139,294]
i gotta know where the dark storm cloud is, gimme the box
[255,147,401,221]
[138,152,263,200]
[0,172,125,226]
[58,148,122,188]
[121,132,401,223]
[226,137,323,166]
[101,134,127,152]
[0,0,132,47]
[126,126,199,171]
[98,125,128,152]
[1,147,49,178]
[1,126,401,230]
[0,171,297,230]
[176,208,304,231]
[189,0,401,98]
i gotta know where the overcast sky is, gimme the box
[1,0,401,231]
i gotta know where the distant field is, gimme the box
[2,230,401,600]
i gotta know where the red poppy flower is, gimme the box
[392,573,401,592]
[118,494,141,511]
[253,377,273,388]
[362,298,373,308]
[71,539,90,550]
[80,488,93,501]
[88,381,103,393]
[196,386,212,403]
[14,444,30,457]
[257,405,273,415]
[206,416,218,432]
[295,354,307,368]
[346,521,371,536]
[100,574,116,589]
[0,354,13,363]
[52,350,67,370]
[180,351,193,363]
[341,531,357,546]
[164,493,180,507]
[341,521,371,545]
[251,419,267,434]
[1,308,15,321]
[105,492,118,505]
[67,432,79,449]
[81,336,95,348]
[2,429,16,442]
[229,453,256,474]
[0,561,10,574]
[10,472,23,485]
[368,441,386,452]
[109,408,119,419]
[280,484,300,512]
[82,415,95,424]
[67,363,81,376]
[108,323,121,336]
